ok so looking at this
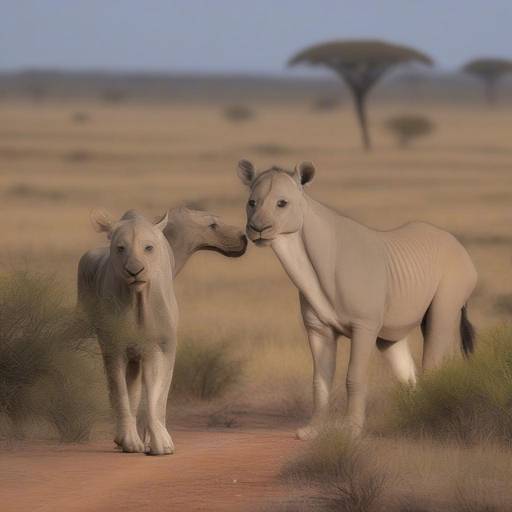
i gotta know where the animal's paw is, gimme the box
[119,431,145,453]
[145,423,175,456]
[296,424,320,441]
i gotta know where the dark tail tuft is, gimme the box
[460,305,475,357]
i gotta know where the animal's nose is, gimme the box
[125,265,145,277]
[249,223,272,233]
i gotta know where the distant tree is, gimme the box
[462,58,512,104]
[384,115,434,148]
[288,40,433,151]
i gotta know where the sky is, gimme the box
[1,1,511,75]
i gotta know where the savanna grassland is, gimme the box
[1,92,512,511]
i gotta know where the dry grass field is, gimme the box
[1,96,512,510]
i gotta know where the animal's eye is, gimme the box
[248,199,256,208]
[116,246,125,254]
[277,199,288,208]
[209,222,218,230]
[145,245,154,253]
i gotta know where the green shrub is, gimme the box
[391,326,512,442]
[172,337,242,401]
[0,272,106,442]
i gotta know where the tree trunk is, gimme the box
[353,89,371,151]
[484,78,497,105]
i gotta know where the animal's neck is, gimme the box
[271,197,342,332]
[164,211,198,277]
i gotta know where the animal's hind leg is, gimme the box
[377,337,416,385]
[421,292,462,371]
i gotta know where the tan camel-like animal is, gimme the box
[237,160,477,439]
[78,210,177,455]
[163,206,247,276]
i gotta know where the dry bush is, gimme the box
[171,337,243,401]
[5,183,66,201]
[282,426,387,512]
[0,272,106,442]
[312,96,342,112]
[384,114,435,148]
[493,293,512,315]
[391,326,512,443]
[71,111,90,124]
[222,104,255,122]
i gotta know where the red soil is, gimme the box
[0,425,302,512]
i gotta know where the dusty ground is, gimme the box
[1,97,512,510]
[0,423,300,512]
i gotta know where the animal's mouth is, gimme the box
[198,235,248,258]
[128,280,147,286]
[252,237,273,247]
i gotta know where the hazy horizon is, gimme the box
[2,1,512,75]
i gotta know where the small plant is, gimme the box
[172,337,242,401]
[391,326,512,443]
[71,112,90,124]
[0,272,106,442]
[222,104,255,122]
[282,426,387,512]
[312,96,342,112]
[385,115,435,148]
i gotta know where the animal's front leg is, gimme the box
[344,326,378,438]
[103,353,144,453]
[143,347,174,455]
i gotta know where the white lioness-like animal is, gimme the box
[237,160,477,439]
[78,210,178,455]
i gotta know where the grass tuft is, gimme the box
[391,326,512,443]
[282,426,387,512]
[172,337,243,401]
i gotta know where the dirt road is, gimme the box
[0,426,302,512]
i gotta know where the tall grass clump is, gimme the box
[392,326,512,443]
[0,272,106,442]
[282,426,387,512]
[171,337,243,401]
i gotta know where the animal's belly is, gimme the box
[379,287,436,341]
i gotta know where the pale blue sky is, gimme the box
[2,1,511,74]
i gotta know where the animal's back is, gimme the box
[378,222,474,339]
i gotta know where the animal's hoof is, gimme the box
[296,425,319,441]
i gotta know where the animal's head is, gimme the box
[237,160,315,246]
[90,209,170,291]
[165,207,247,257]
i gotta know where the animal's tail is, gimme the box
[460,304,475,357]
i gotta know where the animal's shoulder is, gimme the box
[78,246,109,277]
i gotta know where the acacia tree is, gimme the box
[288,40,433,151]
[462,58,512,104]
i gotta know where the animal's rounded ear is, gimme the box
[90,208,114,238]
[154,211,169,231]
[294,161,316,187]
[237,159,256,187]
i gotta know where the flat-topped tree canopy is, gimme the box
[288,40,433,150]
[289,40,433,70]
[462,57,512,104]
[463,58,512,78]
